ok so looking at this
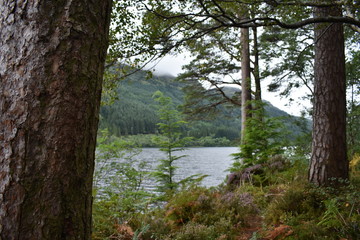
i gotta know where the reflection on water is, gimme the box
[133,147,238,188]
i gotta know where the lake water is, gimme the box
[133,147,239,188]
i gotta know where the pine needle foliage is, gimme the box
[232,101,287,171]
[152,91,194,197]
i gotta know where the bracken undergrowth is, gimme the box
[93,153,360,240]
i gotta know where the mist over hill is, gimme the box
[99,69,310,144]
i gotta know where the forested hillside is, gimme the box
[99,69,309,143]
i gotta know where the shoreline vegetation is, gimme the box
[115,133,236,148]
[93,131,360,240]
[93,66,358,239]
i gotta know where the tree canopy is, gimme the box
[108,0,360,186]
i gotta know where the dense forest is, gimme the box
[99,68,310,145]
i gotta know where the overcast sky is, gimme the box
[149,54,311,117]
[151,54,190,76]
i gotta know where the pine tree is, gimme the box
[152,91,193,197]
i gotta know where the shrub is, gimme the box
[231,101,288,172]
[350,153,360,181]
[168,222,217,240]
[92,129,154,239]
[264,180,360,239]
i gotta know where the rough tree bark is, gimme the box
[240,26,252,144]
[0,0,112,239]
[252,27,261,102]
[309,3,348,186]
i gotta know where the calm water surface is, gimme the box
[133,147,238,188]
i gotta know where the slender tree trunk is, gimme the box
[309,3,348,186]
[251,26,265,122]
[240,27,252,144]
[252,27,261,102]
[0,1,112,239]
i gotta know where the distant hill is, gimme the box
[99,69,310,143]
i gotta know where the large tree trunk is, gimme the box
[240,27,252,144]
[309,3,348,186]
[0,1,112,239]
